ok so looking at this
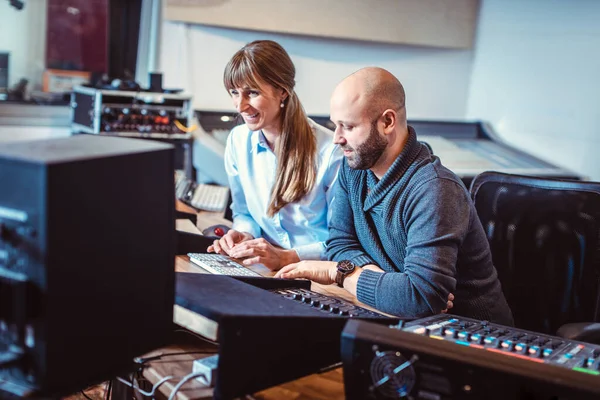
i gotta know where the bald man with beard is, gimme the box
[276,67,514,325]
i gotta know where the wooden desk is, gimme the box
[176,200,232,233]
[176,255,371,307]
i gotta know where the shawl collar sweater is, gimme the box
[326,126,513,325]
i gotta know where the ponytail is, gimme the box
[267,91,317,216]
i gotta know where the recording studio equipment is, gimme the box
[71,86,194,139]
[175,272,399,400]
[175,170,229,212]
[8,0,24,11]
[0,52,8,100]
[149,72,163,92]
[0,135,176,398]
[187,253,262,277]
[176,231,214,255]
[194,110,582,188]
[176,209,197,226]
[71,86,195,177]
[342,314,600,400]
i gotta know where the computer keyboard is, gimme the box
[188,253,262,277]
[270,287,392,319]
[189,184,229,212]
[175,170,229,212]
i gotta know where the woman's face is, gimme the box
[229,81,285,134]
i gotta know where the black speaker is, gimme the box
[0,135,176,397]
[149,72,163,92]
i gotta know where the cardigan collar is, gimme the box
[364,125,422,211]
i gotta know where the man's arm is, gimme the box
[355,179,468,317]
[277,179,466,318]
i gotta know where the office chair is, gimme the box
[469,171,600,343]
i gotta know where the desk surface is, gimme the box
[175,255,375,309]
[176,200,231,233]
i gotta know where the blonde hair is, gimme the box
[224,40,317,216]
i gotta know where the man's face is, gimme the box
[330,94,388,170]
[340,118,387,170]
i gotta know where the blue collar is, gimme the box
[251,129,271,154]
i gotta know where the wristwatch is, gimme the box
[335,260,356,287]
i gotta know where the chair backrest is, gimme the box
[470,171,600,334]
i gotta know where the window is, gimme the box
[0,0,142,106]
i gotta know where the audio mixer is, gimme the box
[70,86,194,139]
[403,314,600,372]
[342,314,600,399]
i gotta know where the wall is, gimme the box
[159,22,475,119]
[0,125,70,143]
[467,0,600,180]
[5,0,599,182]
[164,0,480,49]
[0,0,47,89]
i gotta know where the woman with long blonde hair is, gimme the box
[207,40,342,270]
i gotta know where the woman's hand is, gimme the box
[228,238,300,270]
[207,229,253,255]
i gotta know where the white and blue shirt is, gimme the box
[224,119,342,260]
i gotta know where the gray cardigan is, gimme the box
[326,126,514,325]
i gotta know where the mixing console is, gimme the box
[403,314,600,374]
[342,314,600,399]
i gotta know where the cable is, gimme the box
[105,379,112,400]
[80,390,93,400]
[116,375,176,398]
[167,371,207,400]
[135,350,213,364]
[8,0,24,11]
[0,351,23,368]
[118,329,218,397]
[318,361,342,374]
[174,120,198,133]
[173,328,219,346]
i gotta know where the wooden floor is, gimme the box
[64,371,344,400]
[63,350,345,400]
[253,368,344,400]
[63,383,108,400]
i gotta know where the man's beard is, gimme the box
[343,120,388,170]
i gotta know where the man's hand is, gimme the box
[207,229,253,255]
[442,293,455,313]
[275,261,338,285]
[228,238,300,271]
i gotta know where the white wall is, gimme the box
[0,126,70,142]
[0,0,47,89]
[467,0,600,180]
[159,22,475,119]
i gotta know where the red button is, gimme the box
[214,227,225,237]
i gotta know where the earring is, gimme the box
[280,101,285,108]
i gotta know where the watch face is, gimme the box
[337,260,355,273]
